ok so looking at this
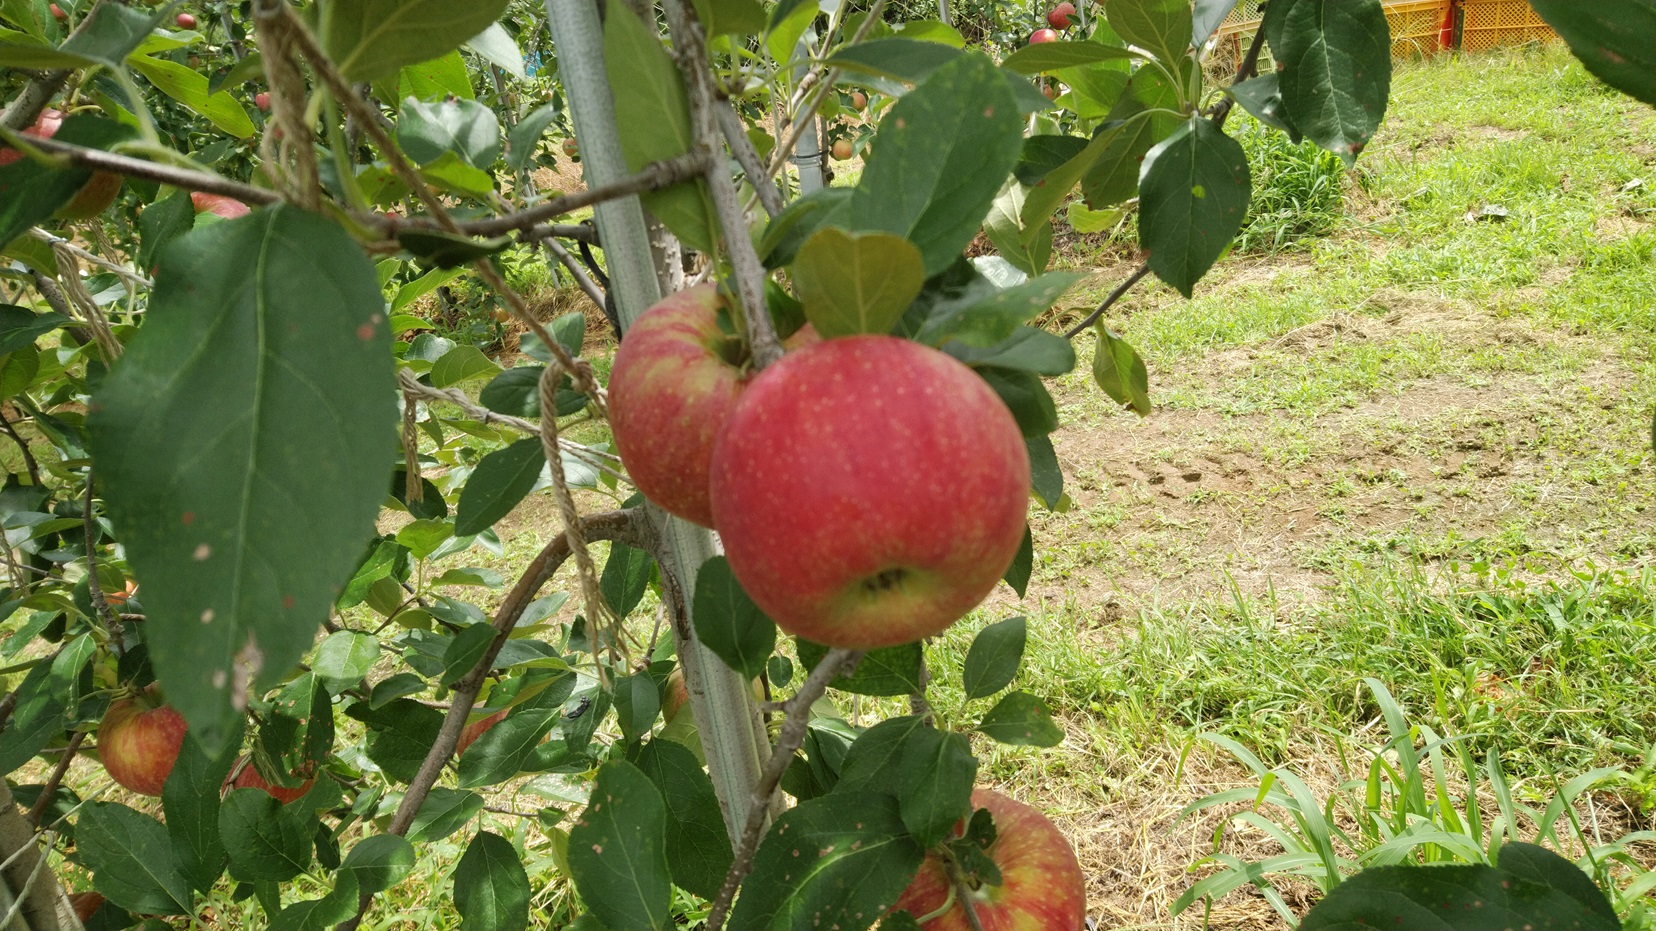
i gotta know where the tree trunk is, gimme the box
[0,780,81,931]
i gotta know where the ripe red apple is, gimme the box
[849,90,867,111]
[176,12,196,28]
[892,789,1087,930]
[97,691,187,797]
[254,91,270,111]
[1046,2,1076,29]
[0,109,122,218]
[709,336,1029,649]
[190,191,250,219]
[49,3,67,20]
[456,709,506,755]
[1028,28,1058,44]
[562,137,579,157]
[1042,83,1058,100]
[609,285,818,528]
[831,138,854,161]
[223,756,315,803]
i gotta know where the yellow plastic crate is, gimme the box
[1459,0,1555,52]
[1387,0,1451,59]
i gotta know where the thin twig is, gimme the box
[1061,266,1151,339]
[27,229,151,288]
[81,476,123,651]
[26,732,84,829]
[715,101,784,218]
[542,237,607,310]
[0,408,41,488]
[704,647,865,931]
[944,858,990,931]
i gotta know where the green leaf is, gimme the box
[0,113,133,246]
[693,555,778,680]
[163,728,241,892]
[1001,40,1135,75]
[1228,73,1300,140]
[507,103,561,172]
[325,0,511,82]
[128,55,255,138]
[825,37,962,84]
[962,617,1027,700]
[791,228,925,338]
[1002,525,1032,597]
[1301,853,1618,931]
[1138,117,1250,297]
[982,182,1052,276]
[730,792,924,930]
[898,728,977,846]
[634,740,733,901]
[269,873,361,931]
[339,835,416,895]
[313,631,379,693]
[693,0,765,36]
[914,272,1080,348]
[381,50,476,104]
[348,698,443,783]
[568,761,672,931]
[464,22,525,79]
[600,541,653,618]
[430,345,503,388]
[977,691,1063,747]
[943,326,1076,376]
[1027,436,1063,508]
[613,670,661,743]
[407,787,486,844]
[1080,66,1184,209]
[797,639,923,697]
[1268,0,1389,164]
[77,803,191,914]
[220,788,314,882]
[1528,1,1656,108]
[977,367,1057,436]
[458,673,574,787]
[136,188,196,274]
[54,3,167,68]
[397,229,512,268]
[760,187,852,268]
[479,366,543,418]
[88,206,397,754]
[1107,0,1193,65]
[454,438,545,536]
[849,52,1024,277]
[603,2,715,253]
[397,97,501,169]
[442,622,498,687]
[835,715,927,797]
[454,832,530,931]
[0,305,72,355]
[1091,325,1151,416]
[1194,0,1242,46]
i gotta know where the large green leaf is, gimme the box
[567,761,672,931]
[339,835,416,895]
[76,803,192,915]
[324,0,511,82]
[269,874,361,931]
[1266,0,1389,164]
[1300,844,1618,931]
[825,37,962,83]
[982,181,1052,276]
[1001,39,1135,74]
[128,55,255,138]
[976,691,1063,747]
[88,206,397,754]
[396,97,501,169]
[913,271,1080,348]
[599,541,653,618]
[347,698,444,784]
[834,715,927,797]
[1194,0,1243,47]
[457,673,574,788]
[634,739,734,901]
[791,228,925,338]
[729,792,923,931]
[507,102,561,172]
[163,728,241,892]
[848,52,1023,277]
[897,728,976,847]
[454,438,545,536]
[407,787,486,844]
[0,3,162,69]
[464,22,525,79]
[1091,325,1151,416]
[453,832,531,931]
[962,617,1027,700]
[693,555,777,681]
[1527,1,1656,108]
[796,639,923,697]
[219,788,314,882]
[1138,117,1250,297]
[1107,0,1194,65]
[602,2,715,253]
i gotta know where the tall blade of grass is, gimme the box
[1535,767,1620,844]
[1272,769,1344,888]
[1171,851,1323,925]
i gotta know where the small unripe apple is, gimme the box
[830,138,853,161]
[562,137,579,157]
[492,308,511,324]
[0,109,122,219]
[176,12,196,28]
[98,690,187,797]
[849,90,867,111]
[1029,27,1059,43]
[254,91,270,111]
[49,3,67,20]
[709,336,1030,649]
[1043,83,1058,100]
[1047,1,1076,29]
[223,756,314,803]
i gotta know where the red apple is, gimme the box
[1042,83,1058,100]
[190,191,251,219]
[456,709,506,755]
[1046,2,1076,29]
[254,91,270,111]
[176,12,196,28]
[69,892,105,923]
[97,691,187,797]
[1028,27,1059,44]
[831,138,854,161]
[223,756,314,803]
[893,789,1087,930]
[849,90,868,111]
[709,336,1029,649]
[608,285,757,528]
[562,137,579,157]
[661,667,764,724]
[0,109,122,218]
[49,3,67,20]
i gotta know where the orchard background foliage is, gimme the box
[0,1,1652,930]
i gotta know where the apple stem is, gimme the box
[944,857,991,931]
[703,647,864,931]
